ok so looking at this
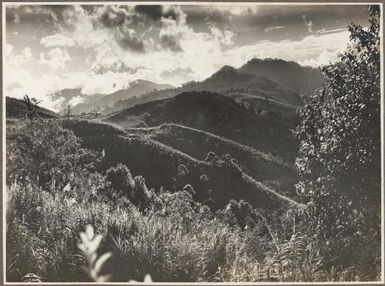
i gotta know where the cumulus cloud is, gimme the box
[134,5,182,21]
[223,30,350,68]
[40,33,75,47]
[39,48,72,71]
[5,4,358,111]
[68,95,85,106]
[22,47,33,59]
[115,27,146,52]
[159,32,182,52]
[88,60,141,75]
[97,5,131,27]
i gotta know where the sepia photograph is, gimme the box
[2,1,383,283]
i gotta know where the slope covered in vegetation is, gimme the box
[6,96,58,119]
[60,119,299,209]
[126,123,297,196]
[107,91,297,162]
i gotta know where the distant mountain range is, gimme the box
[104,58,324,115]
[48,58,324,116]
[50,80,174,115]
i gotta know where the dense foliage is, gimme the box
[6,120,100,190]
[296,5,381,267]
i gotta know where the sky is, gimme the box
[4,3,371,110]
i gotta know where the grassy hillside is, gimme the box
[229,92,297,118]
[6,96,59,119]
[126,123,297,186]
[107,91,298,162]
[61,119,301,209]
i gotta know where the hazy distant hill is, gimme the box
[50,80,174,115]
[6,96,58,119]
[107,91,297,161]
[48,88,105,113]
[72,79,174,114]
[239,58,325,96]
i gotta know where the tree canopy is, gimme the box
[296,5,381,265]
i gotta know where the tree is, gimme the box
[22,95,41,120]
[295,6,381,266]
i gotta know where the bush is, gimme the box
[105,164,152,209]
[6,119,100,191]
[105,163,135,193]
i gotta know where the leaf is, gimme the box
[143,274,153,283]
[88,234,103,254]
[96,274,112,282]
[86,224,95,240]
[93,252,112,276]
[79,232,88,244]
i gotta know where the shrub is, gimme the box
[105,163,135,193]
[6,119,100,191]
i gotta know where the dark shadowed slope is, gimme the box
[6,96,59,119]
[183,65,303,106]
[126,124,295,178]
[239,58,325,96]
[107,91,298,162]
[127,123,298,197]
[60,119,303,210]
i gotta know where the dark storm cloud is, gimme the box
[134,5,163,20]
[98,6,130,28]
[183,6,230,25]
[159,34,182,52]
[116,30,145,52]
[134,5,180,21]
[43,5,73,22]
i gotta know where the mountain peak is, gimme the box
[214,65,238,76]
[240,57,325,95]
[206,65,254,83]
